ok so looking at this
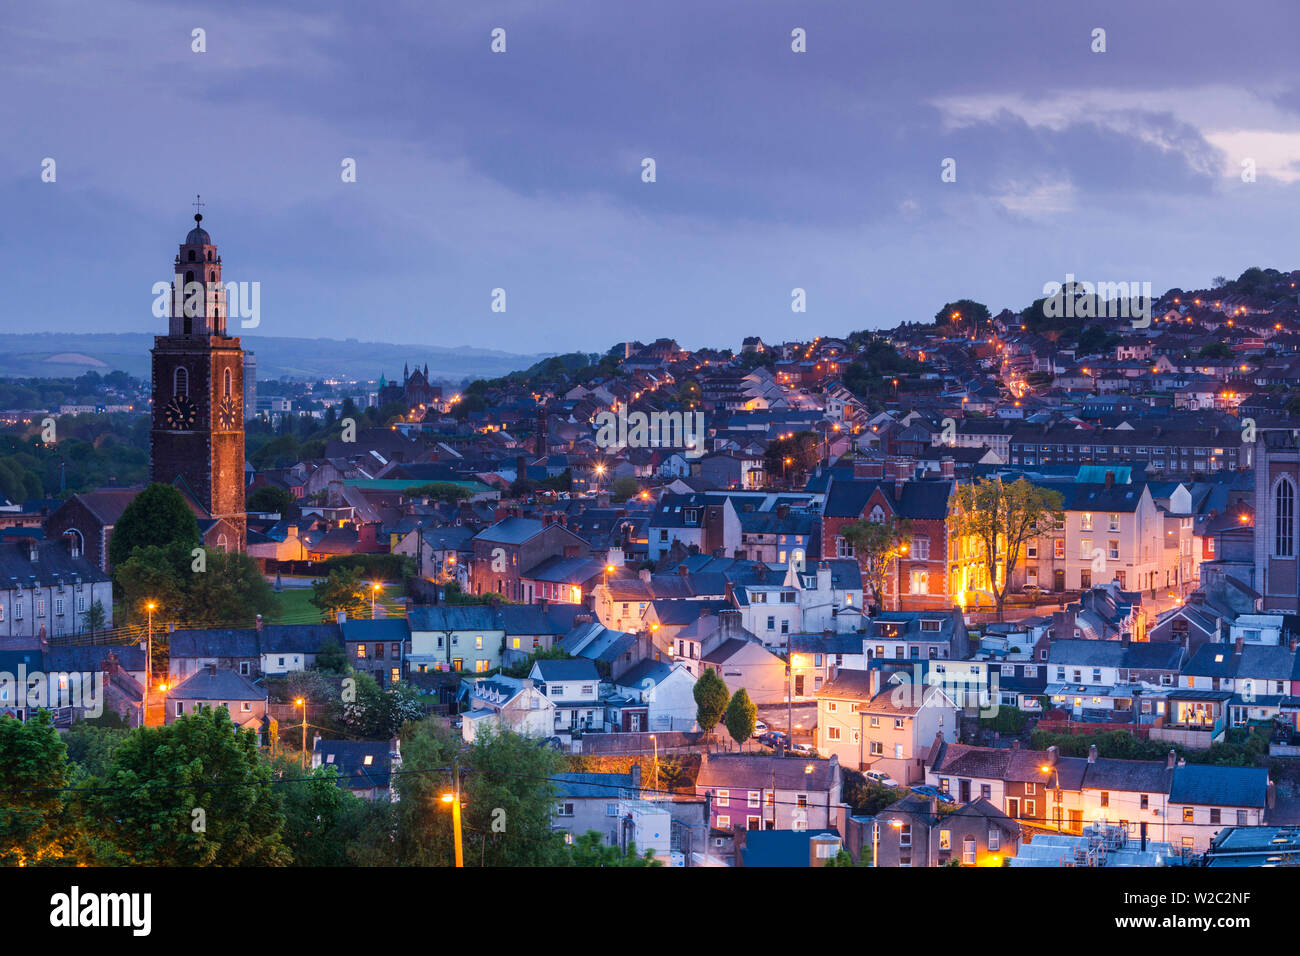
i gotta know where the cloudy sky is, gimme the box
[4,0,1300,355]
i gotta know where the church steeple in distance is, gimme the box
[149,198,247,552]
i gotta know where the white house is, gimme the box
[613,660,698,732]
[460,675,555,743]
[531,659,605,734]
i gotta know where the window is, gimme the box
[1109,513,1120,531]
[748,791,761,808]
[797,794,808,808]
[356,644,366,659]
[987,828,1000,851]
[899,824,912,847]
[912,537,930,560]
[827,702,838,713]
[963,835,977,865]
[717,815,730,829]
[1276,478,1295,557]
[715,790,729,807]
[1054,539,1065,560]
[1108,540,1120,560]
[1183,807,1194,823]
[869,716,880,727]
[1210,808,1221,825]
[1140,794,1148,810]
[1024,783,1036,796]
[557,803,574,817]
[870,741,883,756]
[939,830,951,851]
[173,366,189,397]
[1100,791,1109,807]
[1081,512,1092,531]
[893,718,904,730]
[827,727,841,740]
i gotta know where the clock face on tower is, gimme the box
[162,395,198,430]
[217,397,239,430]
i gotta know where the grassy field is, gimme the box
[267,583,408,624]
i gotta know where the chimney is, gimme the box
[206,662,218,677]
[940,456,955,479]
[337,610,347,625]
[868,667,881,699]
[1010,739,1021,750]
[776,503,790,519]
[1087,744,1098,764]
[256,614,263,632]
[678,564,689,577]
[724,581,734,603]
[1166,749,1177,769]
[1234,635,1244,654]
[1046,744,1058,767]
[1104,470,1115,489]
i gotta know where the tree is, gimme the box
[63,721,130,780]
[609,476,640,503]
[462,727,567,866]
[275,757,395,866]
[107,482,201,568]
[84,599,107,636]
[723,688,757,751]
[315,636,348,674]
[391,719,461,865]
[246,484,296,516]
[311,565,367,620]
[935,299,991,331]
[186,549,277,627]
[951,478,1064,621]
[342,674,426,739]
[693,669,729,746]
[114,544,187,624]
[1198,342,1234,360]
[83,707,291,865]
[840,516,912,612]
[567,830,663,866]
[404,482,472,504]
[0,710,75,865]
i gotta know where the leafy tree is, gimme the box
[723,688,757,751]
[186,549,277,627]
[840,516,912,612]
[609,476,640,503]
[1198,342,1234,360]
[311,565,368,620]
[114,544,188,624]
[567,830,663,866]
[951,478,1064,620]
[404,482,472,504]
[84,599,107,636]
[63,722,130,780]
[693,669,729,746]
[83,707,291,866]
[107,482,201,568]
[341,673,426,739]
[391,719,461,865]
[0,711,75,865]
[246,484,296,516]
[823,848,865,867]
[462,727,566,866]
[935,299,991,330]
[274,757,395,866]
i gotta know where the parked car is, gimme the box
[909,784,956,804]
[758,730,789,749]
[1021,583,1045,594]
[789,742,819,757]
[751,720,769,738]
[864,770,899,788]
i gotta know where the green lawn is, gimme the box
[267,583,407,624]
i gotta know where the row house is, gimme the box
[0,537,114,639]
[1045,639,1184,720]
[695,753,844,832]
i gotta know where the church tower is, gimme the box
[150,201,247,551]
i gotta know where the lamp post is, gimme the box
[295,697,307,769]
[371,582,382,618]
[145,601,156,725]
[441,761,464,867]
[874,817,904,867]
[649,734,659,793]
[1041,763,1063,831]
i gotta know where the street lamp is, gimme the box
[873,817,903,867]
[441,762,464,867]
[145,600,156,724]
[649,734,658,793]
[1041,763,1063,831]
[295,697,307,770]
[371,582,382,618]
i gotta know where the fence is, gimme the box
[1035,719,1151,739]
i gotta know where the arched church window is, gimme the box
[1276,477,1295,558]
[174,366,188,397]
[224,368,233,397]
[188,250,196,262]
[185,270,194,285]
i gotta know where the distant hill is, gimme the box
[0,333,546,384]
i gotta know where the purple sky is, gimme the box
[4,0,1300,354]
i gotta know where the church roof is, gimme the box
[185,214,211,245]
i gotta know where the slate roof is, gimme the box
[314,739,396,791]
[408,605,501,632]
[166,667,266,702]
[340,619,411,642]
[44,644,146,673]
[614,659,677,689]
[532,659,601,682]
[1169,764,1268,808]
[1048,639,1184,671]
[473,517,546,545]
[553,771,638,800]
[0,538,111,589]
[1183,642,1295,680]
[696,753,839,791]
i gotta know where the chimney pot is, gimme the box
[1088,744,1098,764]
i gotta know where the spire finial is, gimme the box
[193,193,205,223]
